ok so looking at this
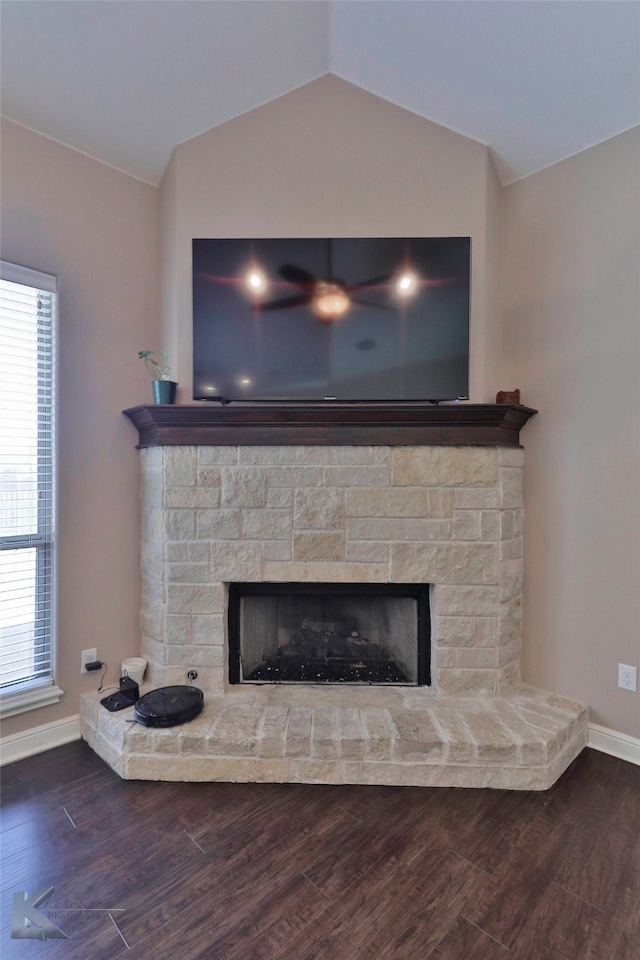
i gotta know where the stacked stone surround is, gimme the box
[80,442,588,788]
[141,443,527,696]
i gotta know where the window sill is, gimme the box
[0,680,64,719]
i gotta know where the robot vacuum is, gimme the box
[134,685,204,728]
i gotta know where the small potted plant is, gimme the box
[138,350,177,404]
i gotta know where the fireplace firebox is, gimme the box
[228,583,431,686]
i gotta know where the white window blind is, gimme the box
[0,261,62,716]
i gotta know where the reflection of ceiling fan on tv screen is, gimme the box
[248,259,400,323]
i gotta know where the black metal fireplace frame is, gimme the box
[228,582,431,686]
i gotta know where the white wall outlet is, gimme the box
[81,648,98,674]
[618,663,637,692]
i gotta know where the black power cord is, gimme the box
[85,660,109,692]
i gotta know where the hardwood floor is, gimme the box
[1,742,638,959]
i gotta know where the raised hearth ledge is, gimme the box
[80,685,588,791]
[123,402,537,448]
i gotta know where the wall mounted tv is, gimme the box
[192,237,470,403]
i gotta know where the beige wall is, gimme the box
[501,127,640,737]
[160,76,502,404]
[0,119,160,737]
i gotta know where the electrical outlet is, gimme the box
[618,663,637,692]
[81,648,98,674]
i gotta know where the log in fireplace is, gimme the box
[228,582,430,686]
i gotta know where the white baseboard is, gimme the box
[588,722,640,766]
[0,714,81,766]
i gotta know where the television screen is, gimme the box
[192,237,470,402]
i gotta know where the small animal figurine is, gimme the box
[496,389,520,405]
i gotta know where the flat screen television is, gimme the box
[192,237,470,403]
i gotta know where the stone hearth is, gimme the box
[80,405,588,789]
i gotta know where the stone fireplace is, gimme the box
[80,404,588,789]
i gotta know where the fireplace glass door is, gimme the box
[229,583,430,686]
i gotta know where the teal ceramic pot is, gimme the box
[152,380,177,404]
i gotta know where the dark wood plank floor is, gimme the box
[1,742,638,959]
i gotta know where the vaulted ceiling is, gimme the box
[1,1,638,187]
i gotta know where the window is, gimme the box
[0,261,62,717]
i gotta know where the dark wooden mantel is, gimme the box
[123,403,537,448]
